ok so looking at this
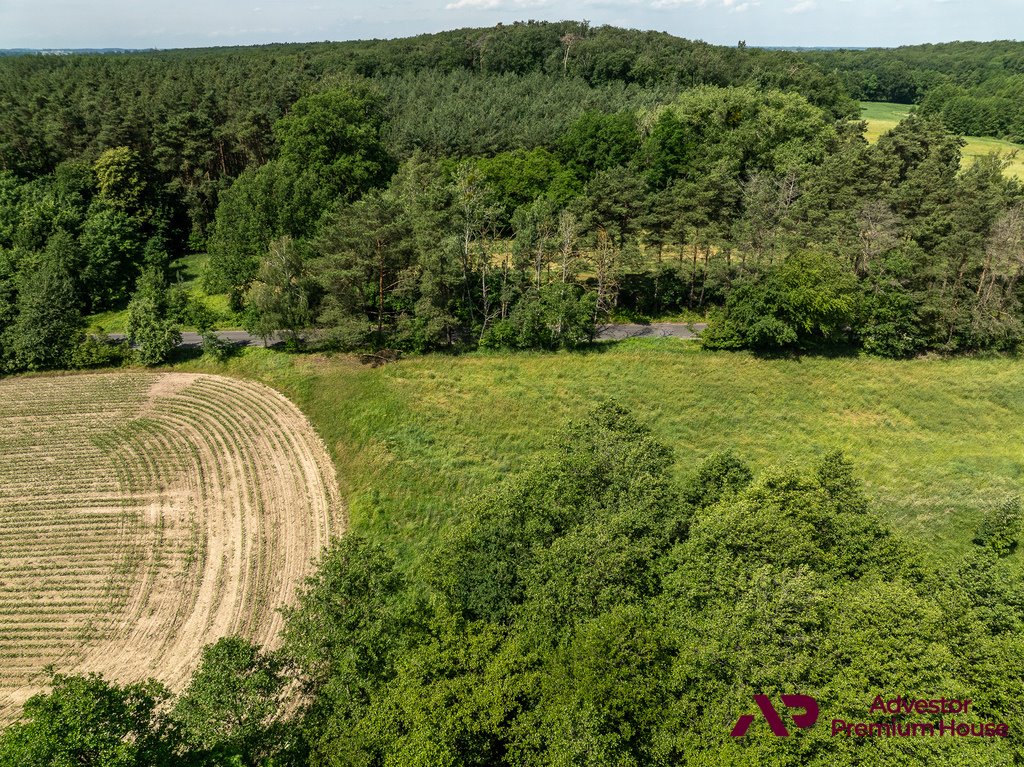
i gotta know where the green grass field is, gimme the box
[861,101,1024,180]
[176,341,1024,574]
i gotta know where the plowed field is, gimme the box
[0,372,342,721]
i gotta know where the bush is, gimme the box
[480,283,596,350]
[200,331,235,362]
[702,252,858,352]
[70,336,130,369]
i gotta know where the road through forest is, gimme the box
[109,323,707,349]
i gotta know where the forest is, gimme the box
[1,23,1023,371]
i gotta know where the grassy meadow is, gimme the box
[861,101,1024,179]
[177,340,1024,575]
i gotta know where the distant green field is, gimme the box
[861,101,1024,180]
[179,341,1024,575]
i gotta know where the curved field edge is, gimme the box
[0,371,342,722]
[173,343,1024,579]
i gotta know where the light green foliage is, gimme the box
[69,335,131,369]
[199,330,235,362]
[434,402,680,624]
[205,160,304,294]
[181,344,1024,571]
[475,148,579,220]
[126,268,181,366]
[661,86,838,176]
[0,248,19,361]
[681,449,753,509]
[243,236,313,347]
[281,535,418,765]
[93,148,146,211]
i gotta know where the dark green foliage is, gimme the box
[480,283,596,350]
[263,407,1015,766]
[5,403,1024,765]
[199,331,236,362]
[274,88,392,202]
[280,534,421,765]
[310,190,416,350]
[282,534,413,692]
[802,41,1024,141]
[0,674,175,767]
[3,246,83,371]
[702,252,859,352]
[681,449,753,508]
[204,86,391,296]
[475,148,579,222]
[973,499,1023,557]
[557,111,640,182]
[70,336,131,369]
[172,637,287,766]
[2,27,1023,361]
[204,160,295,293]
[79,206,145,310]
[433,403,680,625]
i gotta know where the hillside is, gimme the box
[179,343,1024,572]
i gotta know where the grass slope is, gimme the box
[178,341,1024,575]
[861,101,1024,179]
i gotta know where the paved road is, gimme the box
[108,330,278,348]
[596,322,706,340]
[108,323,706,349]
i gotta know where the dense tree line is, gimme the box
[2,25,1024,373]
[209,84,1024,358]
[3,404,1023,765]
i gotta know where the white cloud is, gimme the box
[445,0,547,8]
[786,0,817,12]
[649,0,756,9]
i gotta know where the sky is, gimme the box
[0,0,1019,50]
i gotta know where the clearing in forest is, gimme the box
[0,372,342,723]
[861,101,1024,179]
